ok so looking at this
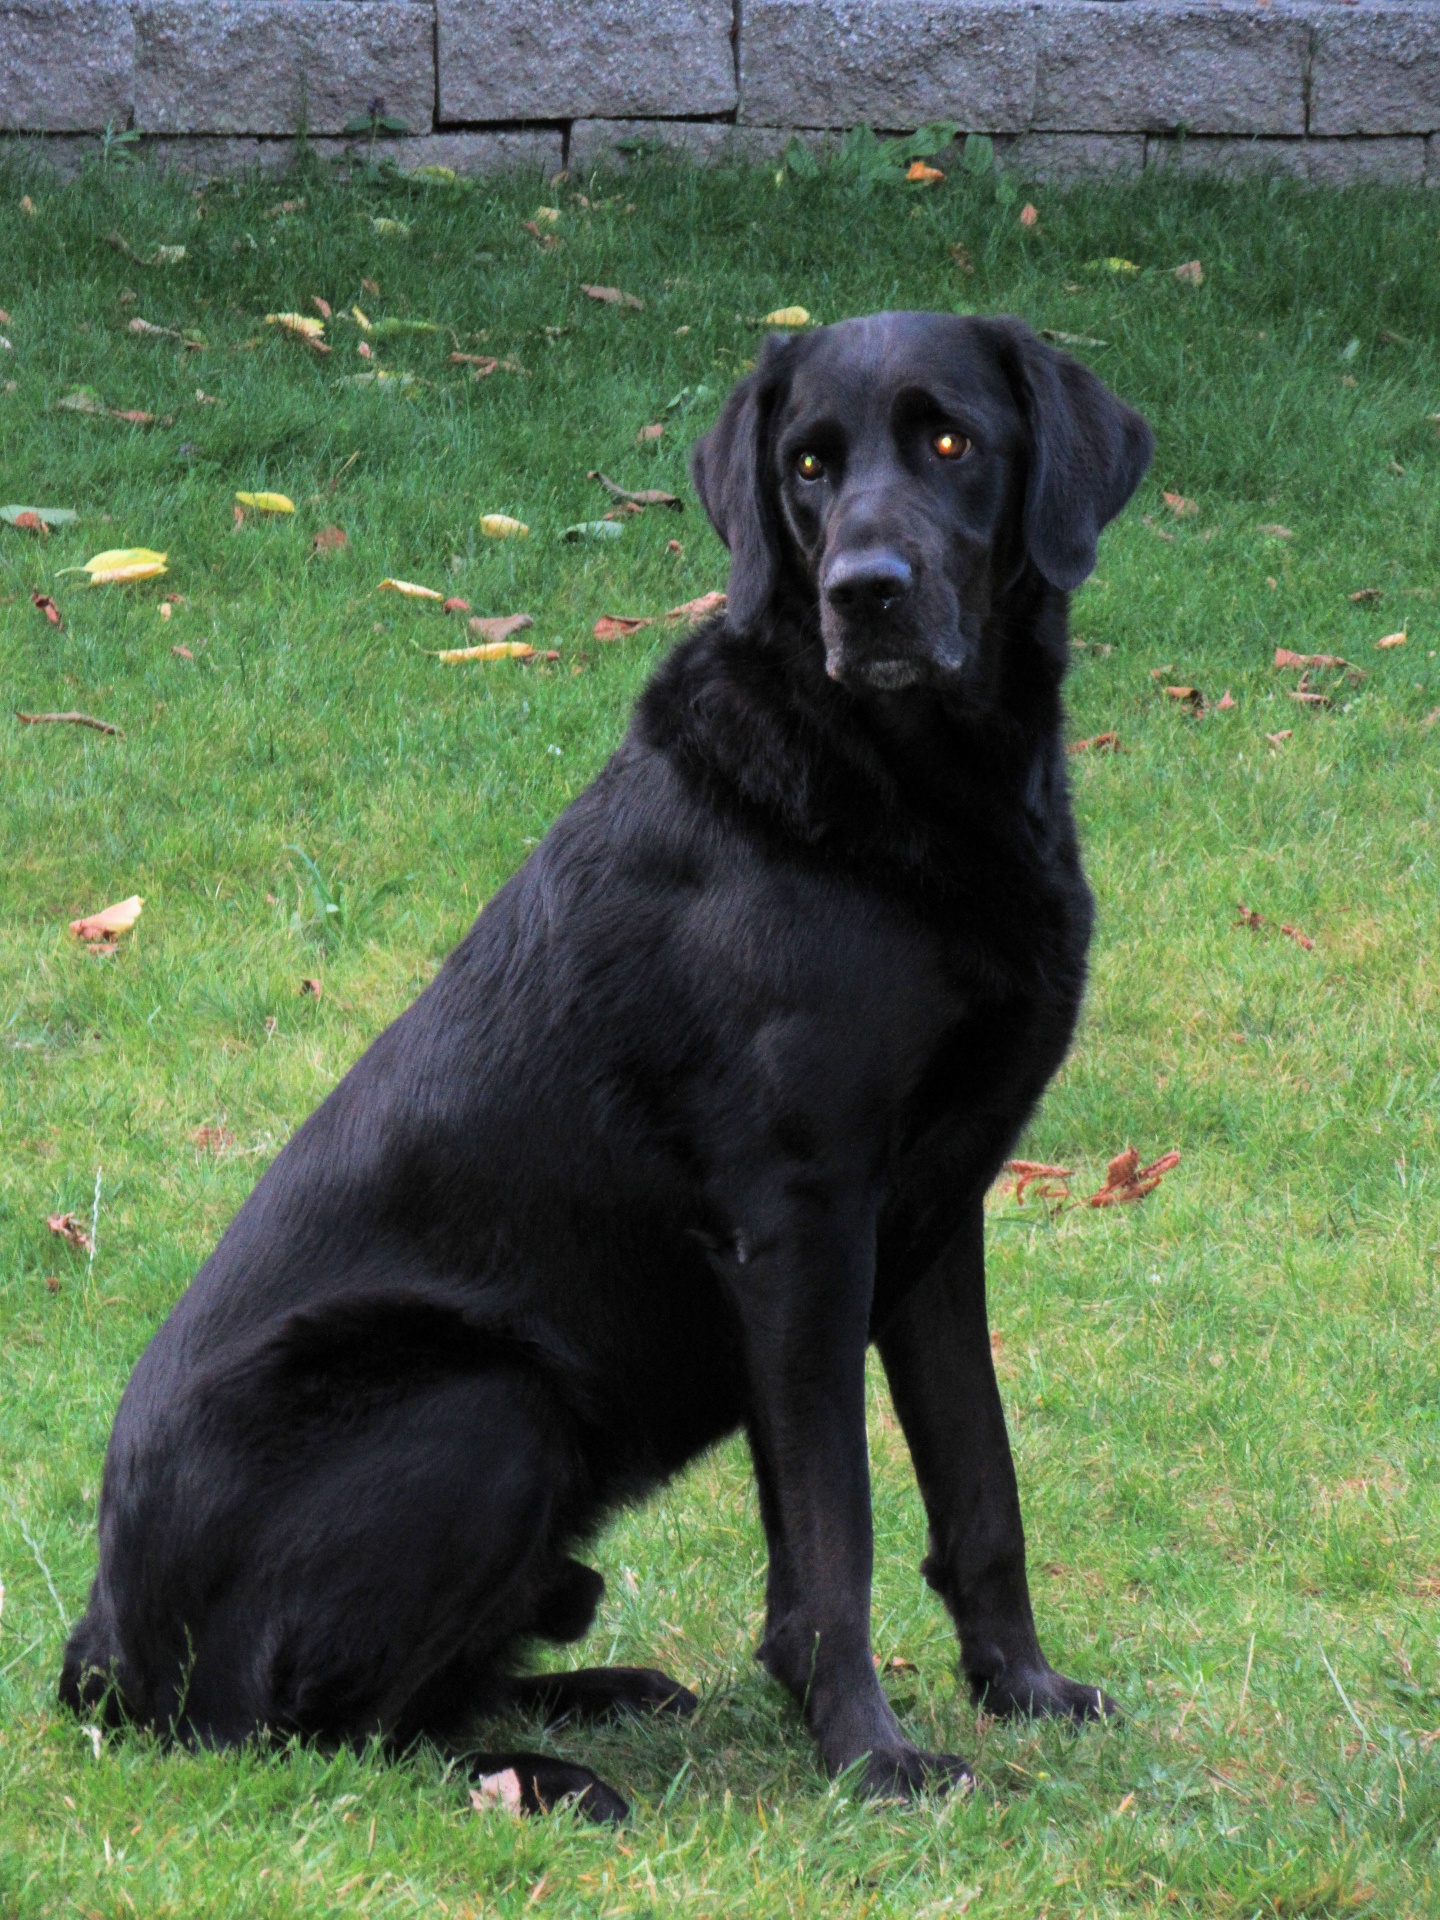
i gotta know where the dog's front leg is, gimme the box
[875,1202,1116,1722]
[729,1185,971,1799]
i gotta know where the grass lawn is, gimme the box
[1,137,1438,1918]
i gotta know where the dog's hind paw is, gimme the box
[469,1752,629,1824]
[970,1663,1118,1723]
[853,1745,974,1802]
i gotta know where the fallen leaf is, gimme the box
[467,613,534,644]
[128,317,203,349]
[11,511,46,534]
[361,277,380,296]
[581,283,644,311]
[190,1124,234,1151]
[1258,523,1293,539]
[666,539,683,555]
[2,504,77,527]
[1019,203,1039,227]
[234,491,294,514]
[521,220,559,248]
[109,408,160,426]
[1068,732,1120,753]
[1005,1158,1073,1202]
[1348,588,1383,604]
[593,615,652,641]
[470,1771,524,1816]
[435,641,538,662]
[265,312,329,352]
[1266,730,1292,746]
[55,387,107,415]
[1162,490,1198,517]
[311,525,347,556]
[16,708,121,735]
[1216,690,1236,710]
[48,1212,93,1254]
[1375,630,1406,649]
[371,218,411,238]
[1280,923,1315,951]
[148,244,186,266]
[1421,708,1440,728]
[659,595,724,630]
[442,597,471,615]
[344,370,418,389]
[1040,329,1108,348]
[31,592,62,626]
[1164,685,1204,711]
[311,296,332,320]
[350,305,372,332]
[1274,647,1348,670]
[61,547,168,585]
[604,502,644,520]
[19,195,35,216]
[356,341,373,360]
[194,389,220,405]
[637,421,664,443]
[588,471,683,510]
[378,577,444,600]
[1266,576,1278,590]
[905,161,944,183]
[1287,687,1332,708]
[561,520,624,542]
[1235,902,1263,929]
[299,976,322,999]
[885,1653,920,1673]
[1142,514,1175,542]
[479,514,529,539]
[69,894,143,941]
[1086,1147,1180,1208]
[1173,259,1204,285]
[171,644,193,660]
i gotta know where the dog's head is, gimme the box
[691,311,1153,694]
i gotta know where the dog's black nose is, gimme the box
[823,549,913,614]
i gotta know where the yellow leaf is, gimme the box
[65,547,169,584]
[371,218,410,238]
[265,311,325,340]
[235,491,295,514]
[351,305,372,331]
[434,641,537,662]
[410,165,457,183]
[1091,257,1140,274]
[479,514,530,539]
[533,206,560,225]
[378,578,444,600]
[762,306,810,327]
[69,894,143,941]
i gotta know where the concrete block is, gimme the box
[1303,135,1427,184]
[125,130,562,180]
[1034,2,1309,135]
[132,0,436,137]
[1146,133,1428,184]
[1003,131,1146,179]
[1146,135,1315,179]
[0,0,132,133]
[739,0,1038,132]
[379,131,566,176]
[1430,133,1440,186]
[437,0,735,123]
[568,120,842,171]
[1311,6,1440,136]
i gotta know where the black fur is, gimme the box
[61,311,1152,1815]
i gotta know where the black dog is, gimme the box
[61,311,1151,1821]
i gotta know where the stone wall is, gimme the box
[2,0,1438,185]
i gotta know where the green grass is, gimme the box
[1,141,1439,1918]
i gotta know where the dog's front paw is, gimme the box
[969,1662,1117,1723]
[853,1744,974,1802]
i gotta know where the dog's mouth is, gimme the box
[848,657,928,690]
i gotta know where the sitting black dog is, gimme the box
[61,311,1152,1821]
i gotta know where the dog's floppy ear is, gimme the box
[690,333,796,631]
[993,319,1154,592]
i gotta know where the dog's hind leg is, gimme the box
[466,1751,629,1823]
[509,1666,697,1725]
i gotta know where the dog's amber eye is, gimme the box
[933,431,970,460]
[795,451,825,480]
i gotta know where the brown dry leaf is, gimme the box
[300,976,322,999]
[1375,630,1406,649]
[1280,923,1315,951]
[12,511,47,534]
[1162,490,1198,517]
[48,1212,93,1254]
[470,1771,524,1816]
[1235,902,1263,930]
[581,283,644,311]
[1348,588,1383,604]
[521,220,560,249]
[1164,685,1204,712]
[666,538,683,555]
[31,592,62,626]
[905,161,944,183]
[1216,690,1236,710]
[1423,709,1440,728]
[190,1123,234,1152]
[70,894,143,942]
[637,421,664,443]
[19,195,36,216]
[16,709,122,736]
[1275,647,1348,670]
[127,317,203,349]
[1086,1147,1181,1208]
[1288,687,1332,708]
[1173,259,1204,285]
[949,243,974,274]
[588,471,683,510]
[171,644,194,660]
[1258,523,1293,539]
[467,613,534,645]
[361,277,380,296]
[604,502,644,520]
[1019,203,1039,227]
[312,295,332,320]
[1142,514,1175,542]
[442,597,471,615]
[594,615,652,641]
[311,525,347,556]
[1266,729,1293,746]
[1005,1158,1073,1203]
[665,591,726,624]
[1068,732,1120,754]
